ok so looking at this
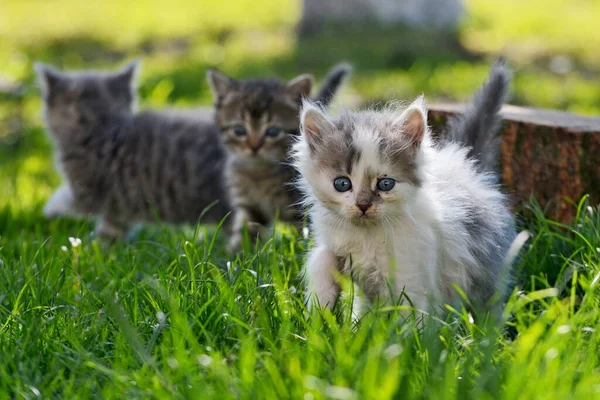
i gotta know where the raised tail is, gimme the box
[313,62,353,107]
[447,59,511,173]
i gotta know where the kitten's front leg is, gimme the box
[228,207,266,252]
[95,216,129,240]
[304,245,342,311]
[43,184,79,219]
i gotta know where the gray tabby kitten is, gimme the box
[207,63,352,250]
[38,61,230,238]
[294,61,516,314]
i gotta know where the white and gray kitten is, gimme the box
[37,61,230,238]
[293,62,516,314]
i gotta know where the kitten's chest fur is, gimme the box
[227,158,301,223]
[322,214,439,307]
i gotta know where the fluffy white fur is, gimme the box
[293,98,516,315]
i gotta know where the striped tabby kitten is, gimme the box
[207,63,352,250]
[294,62,516,314]
[38,61,230,238]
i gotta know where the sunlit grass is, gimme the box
[1,0,600,397]
[0,191,598,397]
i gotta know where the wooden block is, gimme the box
[428,104,600,222]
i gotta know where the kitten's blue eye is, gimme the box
[377,178,396,192]
[265,127,280,138]
[333,177,352,192]
[233,125,247,137]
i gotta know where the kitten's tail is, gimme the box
[447,59,511,173]
[313,62,353,107]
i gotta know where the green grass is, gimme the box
[1,184,600,398]
[1,0,600,398]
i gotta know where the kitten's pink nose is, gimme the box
[356,203,372,214]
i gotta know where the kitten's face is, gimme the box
[296,100,426,226]
[208,70,313,163]
[36,62,137,138]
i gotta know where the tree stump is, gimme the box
[429,104,600,222]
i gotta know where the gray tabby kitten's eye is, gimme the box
[265,127,280,138]
[377,178,396,191]
[333,177,352,192]
[233,125,247,137]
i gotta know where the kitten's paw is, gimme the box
[226,234,243,254]
[227,222,265,253]
[95,217,127,241]
[44,185,76,219]
[43,203,63,219]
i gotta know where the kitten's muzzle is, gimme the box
[356,203,372,214]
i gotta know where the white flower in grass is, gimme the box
[156,311,166,325]
[68,237,82,248]
[545,348,559,360]
[384,344,403,360]
[557,325,571,334]
[61,246,68,252]
[197,354,212,367]
[325,386,357,400]
[302,227,309,239]
[167,357,179,369]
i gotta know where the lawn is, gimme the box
[1,0,600,398]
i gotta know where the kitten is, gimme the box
[38,61,230,238]
[293,62,516,314]
[207,63,352,250]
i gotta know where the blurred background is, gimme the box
[1,0,600,210]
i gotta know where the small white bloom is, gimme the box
[167,357,179,369]
[384,344,403,360]
[61,246,68,252]
[557,325,571,334]
[156,311,166,325]
[68,237,82,248]
[545,348,559,360]
[325,386,357,400]
[197,354,212,367]
[302,227,309,239]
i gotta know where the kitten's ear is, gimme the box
[395,95,428,149]
[301,100,334,149]
[207,69,234,100]
[286,74,314,101]
[109,59,140,93]
[34,62,63,96]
